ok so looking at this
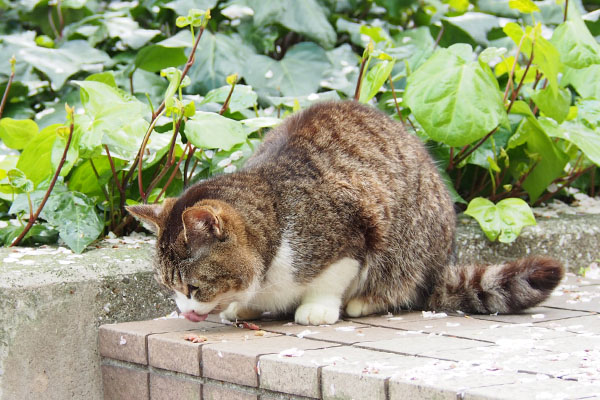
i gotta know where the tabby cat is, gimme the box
[128,101,564,325]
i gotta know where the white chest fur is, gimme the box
[245,237,361,316]
[246,238,305,312]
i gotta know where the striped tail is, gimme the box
[428,256,564,314]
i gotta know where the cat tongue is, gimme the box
[181,311,208,322]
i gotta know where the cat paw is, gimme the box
[294,303,340,325]
[220,302,262,321]
[345,298,380,317]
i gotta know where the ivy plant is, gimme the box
[0,0,599,252]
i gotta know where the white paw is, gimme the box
[294,303,340,325]
[345,298,379,317]
[220,302,261,321]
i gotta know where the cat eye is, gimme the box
[187,284,199,296]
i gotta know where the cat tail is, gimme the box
[427,256,564,314]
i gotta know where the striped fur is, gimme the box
[128,101,564,324]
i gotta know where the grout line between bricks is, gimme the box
[103,356,316,400]
[384,375,391,400]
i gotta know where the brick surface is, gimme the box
[465,376,600,399]
[202,383,258,400]
[537,314,600,335]
[321,353,424,400]
[346,310,438,326]
[147,323,274,376]
[149,373,201,400]
[259,320,403,345]
[467,306,591,324]
[99,276,600,400]
[388,359,522,400]
[102,364,148,400]
[355,331,492,357]
[99,318,205,364]
[259,345,393,398]
[202,336,338,387]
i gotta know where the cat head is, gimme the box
[127,199,260,320]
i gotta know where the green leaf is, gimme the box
[266,91,340,109]
[246,0,337,49]
[359,25,391,44]
[35,34,54,48]
[20,40,112,90]
[0,118,38,149]
[562,64,600,99]
[507,115,569,202]
[479,47,507,64]
[244,42,331,97]
[200,84,258,113]
[404,44,506,147]
[164,0,217,16]
[530,86,571,124]
[16,124,57,187]
[540,100,600,166]
[0,224,59,247]
[551,3,600,69]
[359,60,395,103]
[465,197,536,243]
[7,169,33,193]
[51,131,78,177]
[240,117,281,134]
[508,0,540,13]
[73,80,148,159]
[186,32,255,94]
[40,191,104,253]
[135,45,188,73]
[185,112,248,151]
[68,157,123,198]
[85,72,117,88]
[503,23,561,95]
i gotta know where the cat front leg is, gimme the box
[294,258,360,325]
[221,302,262,321]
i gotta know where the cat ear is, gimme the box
[126,204,164,234]
[182,206,223,242]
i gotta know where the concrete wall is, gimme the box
[1,214,599,399]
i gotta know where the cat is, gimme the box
[128,101,564,326]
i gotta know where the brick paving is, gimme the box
[99,273,600,399]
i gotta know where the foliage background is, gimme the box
[0,0,599,252]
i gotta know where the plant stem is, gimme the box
[509,47,534,110]
[452,126,499,168]
[27,193,33,221]
[10,116,74,247]
[152,26,205,119]
[135,109,165,202]
[183,146,197,187]
[48,7,59,39]
[503,35,526,104]
[388,75,405,124]
[220,81,236,115]
[57,0,64,39]
[144,114,184,198]
[590,166,596,198]
[129,72,135,95]
[154,142,191,203]
[354,55,369,101]
[433,23,445,49]
[104,145,125,199]
[0,64,15,119]
[131,24,205,204]
[564,0,569,22]
[535,166,594,206]
[89,159,111,205]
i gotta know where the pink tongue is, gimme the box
[181,311,208,322]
